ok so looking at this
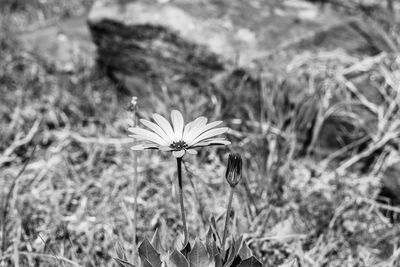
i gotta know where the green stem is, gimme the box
[221,186,234,251]
[177,157,188,244]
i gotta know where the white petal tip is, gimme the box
[159,146,172,151]
[130,145,145,151]
[186,149,198,155]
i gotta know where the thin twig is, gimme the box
[2,118,40,159]
[38,234,65,267]
[336,74,379,115]
[0,251,82,267]
[361,197,400,214]
[337,131,399,173]
[1,145,37,255]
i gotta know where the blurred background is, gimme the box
[1,0,400,266]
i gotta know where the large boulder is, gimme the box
[89,1,331,88]
[87,0,393,158]
[87,0,391,82]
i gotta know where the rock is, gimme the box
[87,0,392,96]
[87,0,393,155]
[18,16,96,73]
[87,0,347,86]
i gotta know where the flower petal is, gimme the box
[153,113,176,140]
[171,110,184,141]
[189,127,229,146]
[182,121,194,140]
[192,138,231,147]
[159,146,173,151]
[128,127,169,146]
[172,150,185,158]
[130,144,159,150]
[185,120,223,144]
[140,119,173,144]
[183,117,208,143]
[186,149,198,155]
[201,137,231,144]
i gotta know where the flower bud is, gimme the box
[225,153,242,187]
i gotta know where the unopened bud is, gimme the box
[225,153,242,187]
[129,96,138,112]
[131,96,138,107]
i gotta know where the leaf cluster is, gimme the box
[114,219,262,267]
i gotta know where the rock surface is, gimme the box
[87,0,391,152]
[87,0,392,76]
[18,16,96,73]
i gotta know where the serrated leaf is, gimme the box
[238,242,252,260]
[189,239,209,267]
[206,226,219,257]
[138,238,162,267]
[114,257,136,267]
[238,256,262,267]
[142,259,154,267]
[170,249,189,267]
[151,228,164,253]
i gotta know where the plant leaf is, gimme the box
[189,239,209,267]
[114,257,136,267]
[142,259,154,267]
[234,236,243,256]
[115,241,127,260]
[238,256,262,267]
[238,241,252,260]
[151,228,164,253]
[214,254,223,267]
[231,255,242,267]
[170,249,189,267]
[210,216,222,245]
[206,226,219,257]
[138,238,162,267]
[180,241,191,258]
[223,240,236,267]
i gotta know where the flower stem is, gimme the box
[221,185,234,252]
[131,99,138,264]
[176,157,188,244]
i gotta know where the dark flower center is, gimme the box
[170,141,188,150]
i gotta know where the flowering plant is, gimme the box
[118,105,261,266]
[115,153,261,267]
[129,109,230,244]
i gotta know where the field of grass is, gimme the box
[1,0,400,266]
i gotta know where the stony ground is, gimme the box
[1,0,400,266]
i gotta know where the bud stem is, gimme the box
[221,185,235,253]
[176,157,188,245]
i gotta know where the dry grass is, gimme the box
[1,1,400,266]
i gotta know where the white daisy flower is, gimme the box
[128,110,231,158]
